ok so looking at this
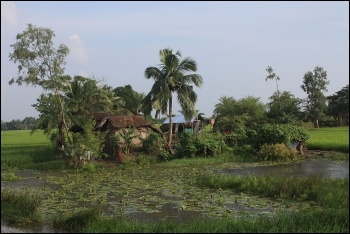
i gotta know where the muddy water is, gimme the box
[1,159,348,233]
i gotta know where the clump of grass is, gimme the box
[52,204,103,232]
[1,171,20,181]
[80,209,348,233]
[1,188,43,226]
[197,174,349,209]
[79,162,102,173]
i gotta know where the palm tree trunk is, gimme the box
[54,88,72,145]
[168,94,175,154]
[168,94,173,145]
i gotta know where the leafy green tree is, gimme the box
[301,66,329,128]
[267,91,303,124]
[8,24,71,146]
[32,93,67,150]
[144,48,203,150]
[65,120,107,167]
[213,96,267,144]
[327,84,349,126]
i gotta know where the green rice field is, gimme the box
[1,130,64,170]
[306,126,349,153]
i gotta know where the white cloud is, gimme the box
[1,1,18,27]
[68,34,88,63]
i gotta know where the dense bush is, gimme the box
[257,143,297,161]
[255,124,309,150]
[142,132,166,155]
[64,120,107,167]
[175,132,229,158]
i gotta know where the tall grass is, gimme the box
[306,126,349,153]
[54,206,348,233]
[197,174,349,209]
[1,188,43,226]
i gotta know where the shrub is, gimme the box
[255,124,309,151]
[231,145,259,162]
[80,162,101,173]
[257,143,297,161]
[175,132,229,158]
[142,132,166,156]
[64,120,107,167]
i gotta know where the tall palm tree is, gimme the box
[144,48,203,150]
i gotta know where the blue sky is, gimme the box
[1,1,349,121]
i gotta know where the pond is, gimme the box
[1,159,348,233]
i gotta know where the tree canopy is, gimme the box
[301,66,329,128]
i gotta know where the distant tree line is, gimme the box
[1,117,37,130]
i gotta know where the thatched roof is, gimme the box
[93,113,162,134]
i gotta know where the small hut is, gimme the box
[71,113,163,158]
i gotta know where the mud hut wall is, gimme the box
[113,127,153,146]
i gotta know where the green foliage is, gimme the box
[64,120,107,166]
[213,96,267,133]
[135,154,159,165]
[79,162,102,173]
[327,84,349,126]
[142,131,166,155]
[9,24,72,147]
[113,85,147,115]
[81,209,348,233]
[257,143,297,161]
[53,204,103,232]
[175,132,229,158]
[118,127,138,155]
[301,66,329,127]
[145,48,203,146]
[267,91,303,124]
[255,123,309,150]
[1,188,43,226]
[1,171,20,181]
[197,174,348,210]
[232,145,258,162]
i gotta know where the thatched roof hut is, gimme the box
[70,113,163,158]
[95,113,162,158]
